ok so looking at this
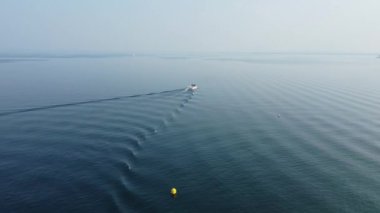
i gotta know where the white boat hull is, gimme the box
[186,85,198,92]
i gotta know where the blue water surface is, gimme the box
[0,53,380,212]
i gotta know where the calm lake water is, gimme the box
[0,53,380,212]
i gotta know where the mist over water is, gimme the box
[1,54,380,212]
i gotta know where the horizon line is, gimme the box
[0,51,378,59]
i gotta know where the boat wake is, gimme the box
[0,88,184,117]
[0,86,197,212]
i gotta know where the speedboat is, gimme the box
[186,84,198,92]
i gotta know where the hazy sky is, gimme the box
[1,0,379,53]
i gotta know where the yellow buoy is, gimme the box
[170,188,177,196]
